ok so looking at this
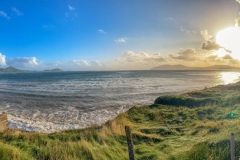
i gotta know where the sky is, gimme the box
[0,0,240,70]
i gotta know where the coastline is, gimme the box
[0,70,232,133]
[1,81,240,159]
[3,78,240,133]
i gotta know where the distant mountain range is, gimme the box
[0,66,29,73]
[43,68,63,72]
[151,64,240,70]
[0,67,64,73]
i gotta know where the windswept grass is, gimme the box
[2,81,240,159]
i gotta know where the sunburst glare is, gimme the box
[216,27,240,60]
[220,72,240,84]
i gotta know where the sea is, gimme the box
[0,70,239,133]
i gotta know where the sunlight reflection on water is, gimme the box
[220,72,240,84]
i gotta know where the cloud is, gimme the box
[72,60,90,66]
[45,61,62,67]
[180,27,191,33]
[54,61,61,66]
[115,38,127,43]
[107,49,240,70]
[201,30,213,41]
[12,7,23,16]
[222,54,234,60]
[98,29,107,34]
[0,53,6,66]
[89,60,103,67]
[115,51,165,63]
[71,60,104,67]
[200,30,222,51]
[67,60,105,70]
[0,11,10,19]
[167,48,240,66]
[37,48,240,70]
[180,27,196,34]
[201,41,221,51]
[65,5,77,18]
[7,57,39,68]
[106,51,165,70]
[169,48,199,61]
[207,55,240,64]
[68,5,75,11]
[200,30,232,53]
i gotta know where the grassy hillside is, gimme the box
[2,82,240,159]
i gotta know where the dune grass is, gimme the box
[2,82,240,159]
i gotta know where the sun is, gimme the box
[216,26,240,60]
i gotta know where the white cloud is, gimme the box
[0,11,10,19]
[66,60,105,70]
[12,7,23,16]
[115,38,127,43]
[65,5,77,18]
[116,51,165,63]
[180,27,190,34]
[72,60,90,66]
[71,60,104,67]
[201,30,213,41]
[0,53,6,66]
[89,60,103,67]
[68,5,75,11]
[110,51,165,69]
[98,29,107,34]
[54,61,61,67]
[201,41,221,51]
[169,48,199,61]
[180,27,196,34]
[7,57,39,68]
[46,61,62,67]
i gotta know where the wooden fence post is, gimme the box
[231,133,235,160]
[125,126,135,160]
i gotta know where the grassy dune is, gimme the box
[2,82,240,159]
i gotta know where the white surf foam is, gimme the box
[5,106,128,133]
